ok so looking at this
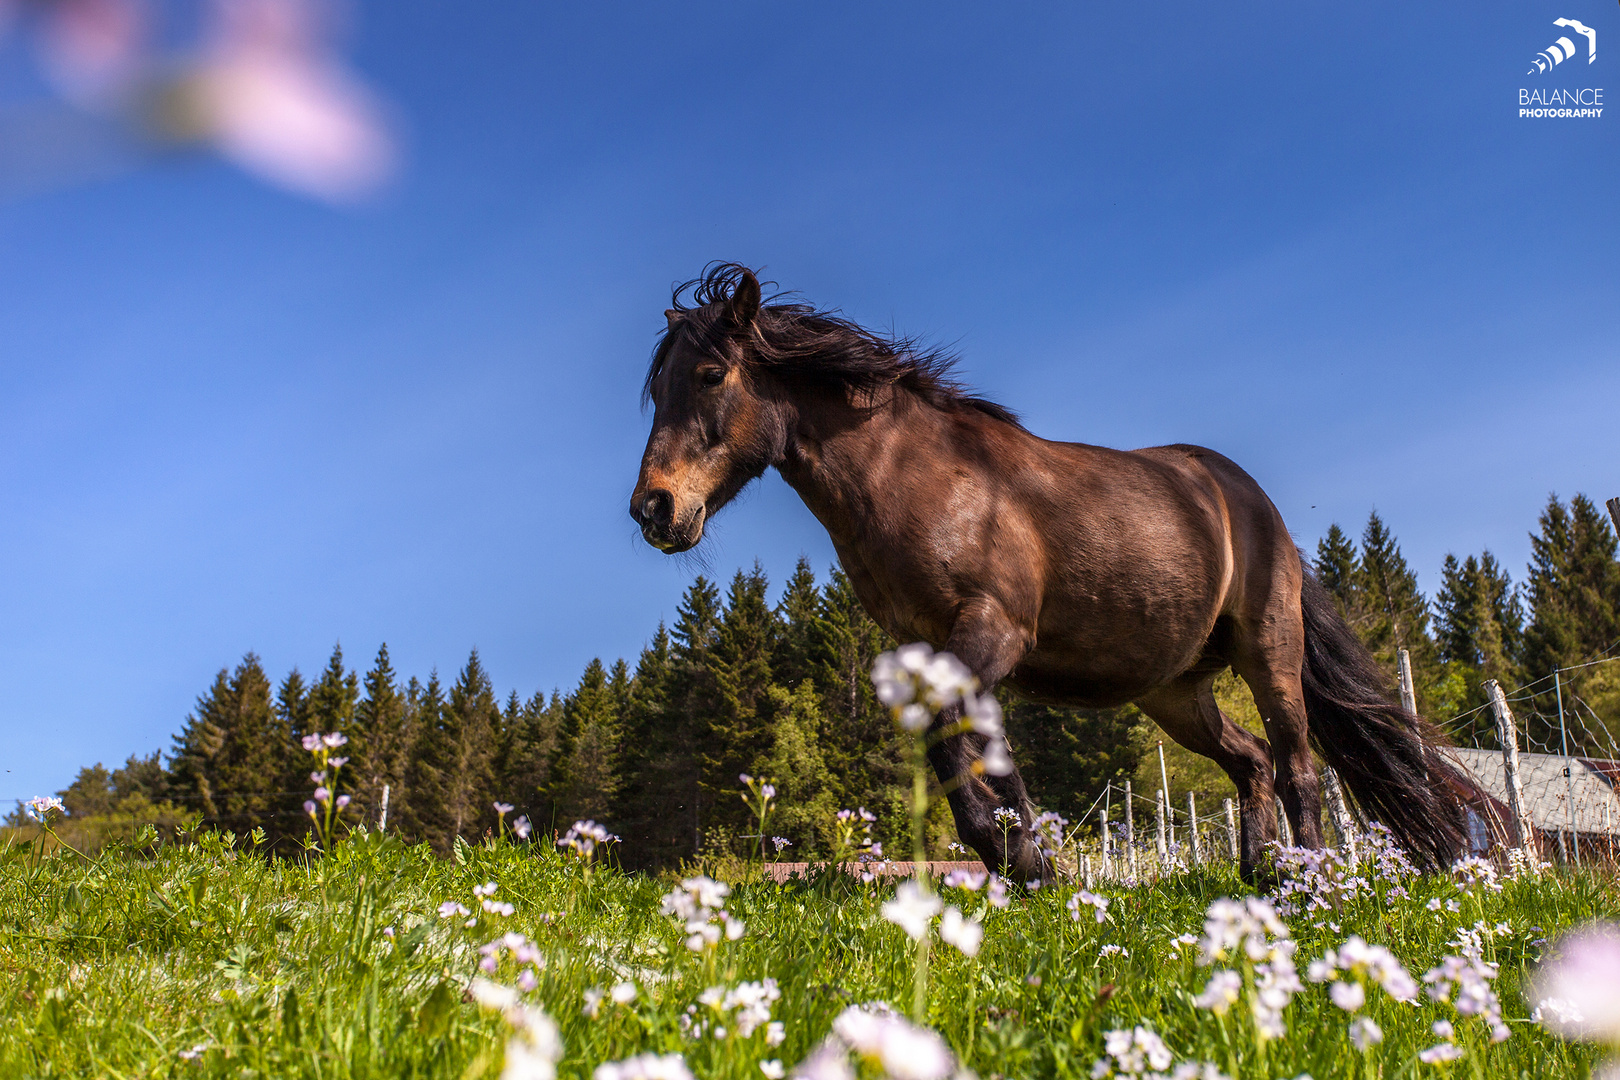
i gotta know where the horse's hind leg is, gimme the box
[1135,674,1277,879]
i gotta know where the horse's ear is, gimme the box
[728,269,761,329]
[664,309,681,328]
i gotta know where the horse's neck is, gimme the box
[776,393,956,547]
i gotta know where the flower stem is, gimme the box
[911,731,931,1023]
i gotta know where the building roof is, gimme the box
[1441,747,1620,835]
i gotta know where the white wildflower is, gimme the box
[1068,890,1109,924]
[881,881,942,941]
[1192,970,1241,1015]
[1330,981,1365,1012]
[979,737,1014,776]
[25,795,66,820]
[792,1046,855,1080]
[965,693,1003,736]
[1099,1026,1173,1074]
[1347,1017,1383,1051]
[594,1053,694,1080]
[939,906,983,957]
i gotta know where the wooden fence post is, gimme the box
[1225,798,1239,860]
[1124,780,1138,880]
[1554,671,1581,867]
[1397,648,1418,714]
[1157,741,1174,851]
[1486,679,1537,861]
[1187,791,1201,866]
[1322,766,1358,861]
[1156,789,1169,873]
[1099,806,1111,880]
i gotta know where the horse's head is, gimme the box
[630,266,788,553]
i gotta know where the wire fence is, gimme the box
[1430,654,1620,867]
[1052,651,1620,886]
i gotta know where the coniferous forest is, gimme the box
[18,493,1620,864]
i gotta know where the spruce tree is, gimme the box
[276,669,310,746]
[1521,494,1620,752]
[111,751,169,804]
[439,650,500,844]
[168,654,281,833]
[663,577,723,857]
[1433,552,1524,735]
[307,644,360,736]
[1315,524,1361,617]
[1355,512,1443,713]
[271,667,311,839]
[59,764,115,818]
[754,680,838,855]
[352,644,411,828]
[401,672,450,849]
[617,626,678,866]
[499,689,564,836]
[494,689,523,817]
[814,568,902,821]
[702,566,781,841]
[774,557,830,689]
[1523,494,1620,675]
[552,659,623,825]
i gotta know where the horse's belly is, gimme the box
[1006,645,1185,708]
[1010,590,1218,705]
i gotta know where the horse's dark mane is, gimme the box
[644,263,1021,428]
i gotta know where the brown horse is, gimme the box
[629,264,1469,880]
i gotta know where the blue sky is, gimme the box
[2,1,1616,802]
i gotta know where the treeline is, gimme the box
[27,560,1140,863]
[1314,494,1619,752]
[21,494,1618,862]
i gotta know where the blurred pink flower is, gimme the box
[186,0,395,202]
[35,0,146,106]
[1531,922,1620,1045]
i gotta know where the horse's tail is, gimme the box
[1297,555,1470,870]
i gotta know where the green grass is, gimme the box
[1,827,1615,1080]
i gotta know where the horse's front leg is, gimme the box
[924,601,1044,882]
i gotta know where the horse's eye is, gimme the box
[698,368,725,388]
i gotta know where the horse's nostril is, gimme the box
[641,488,674,530]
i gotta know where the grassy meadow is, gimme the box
[2,821,1616,1080]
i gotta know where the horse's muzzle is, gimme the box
[630,488,703,553]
